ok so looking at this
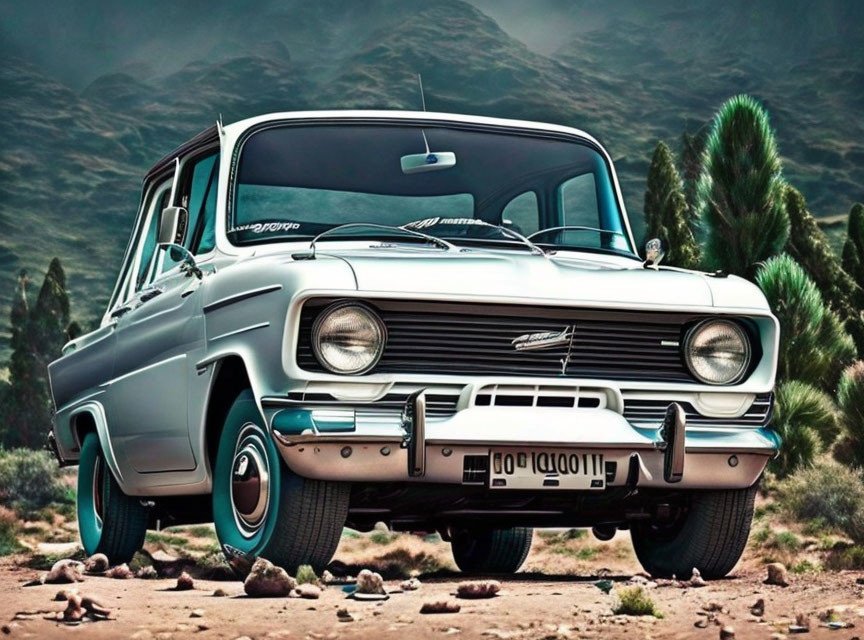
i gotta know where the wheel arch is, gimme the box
[68,402,126,489]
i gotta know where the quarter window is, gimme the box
[559,173,599,228]
[501,191,539,236]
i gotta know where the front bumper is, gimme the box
[268,394,776,490]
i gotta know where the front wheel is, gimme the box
[630,485,757,578]
[450,527,533,574]
[77,432,148,564]
[212,390,349,573]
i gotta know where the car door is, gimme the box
[105,166,204,474]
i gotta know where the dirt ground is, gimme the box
[2,529,864,640]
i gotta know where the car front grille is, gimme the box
[297,298,700,383]
[622,393,774,428]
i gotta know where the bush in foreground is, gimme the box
[612,586,663,618]
[777,459,864,544]
[837,361,864,469]
[0,448,69,512]
[0,506,22,556]
[768,381,838,478]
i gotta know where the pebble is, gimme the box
[356,569,386,595]
[765,563,790,587]
[456,580,501,599]
[295,584,322,599]
[719,625,735,639]
[244,558,296,597]
[421,600,462,614]
[105,563,133,579]
[750,598,765,617]
[84,553,109,574]
[175,572,195,591]
[190,609,205,618]
[401,577,421,591]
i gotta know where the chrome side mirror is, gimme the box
[158,206,189,246]
[161,243,202,279]
[644,238,665,269]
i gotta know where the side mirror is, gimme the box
[644,238,665,269]
[158,206,189,246]
[161,243,202,279]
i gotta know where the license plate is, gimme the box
[489,449,606,490]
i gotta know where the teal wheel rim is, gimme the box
[77,433,104,554]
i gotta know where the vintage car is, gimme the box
[48,110,779,578]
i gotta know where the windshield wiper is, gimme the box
[294,223,455,260]
[527,226,635,257]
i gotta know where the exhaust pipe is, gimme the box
[592,525,616,542]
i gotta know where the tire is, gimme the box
[77,432,148,564]
[212,390,349,573]
[450,527,533,574]
[630,485,757,579]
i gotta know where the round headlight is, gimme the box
[312,303,386,375]
[684,320,751,385]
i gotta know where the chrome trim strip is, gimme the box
[209,321,270,342]
[101,354,186,386]
[203,284,282,313]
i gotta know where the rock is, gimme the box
[105,563,133,579]
[295,584,321,599]
[63,594,86,623]
[84,553,109,574]
[212,588,229,597]
[401,577,421,591]
[792,613,810,631]
[244,558,296,597]
[53,588,77,601]
[136,566,158,579]
[703,602,726,613]
[456,580,501,599]
[81,596,110,619]
[421,600,461,614]
[321,570,335,584]
[175,571,195,591]
[689,568,706,587]
[337,607,355,622]
[750,598,765,617]
[719,625,735,639]
[765,563,790,587]
[356,569,386,595]
[190,609,205,618]
[43,559,85,584]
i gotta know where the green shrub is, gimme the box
[295,564,318,585]
[756,255,856,391]
[0,448,69,511]
[768,381,838,478]
[369,530,398,545]
[778,460,864,544]
[697,94,789,276]
[612,586,663,618]
[838,361,864,469]
[767,531,802,552]
[0,506,22,556]
[843,203,864,290]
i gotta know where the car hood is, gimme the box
[322,248,770,312]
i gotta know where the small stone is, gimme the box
[80,596,110,619]
[244,558,296,597]
[212,588,229,597]
[53,588,77,601]
[84,553,109,574]
[337,608,355,622]
[690,568,706,587]
[136,566,158,579]
[321,570,335,583]
[63,594,86,622]
[456,580,501,599]
[765,563,789,587]
[105,563,133,579]
[750,598,765,617]
[190,609,205,618]
[356,569,386,595]
[401,578,421,591]
[295,584,321,599]
[719,625,735,639]
[175,572,195,591]
[43,559,85,584]
[420,600,462,614]
[703,602,726,613]
[793,612,810,631]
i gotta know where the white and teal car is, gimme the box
[48,111,779,578]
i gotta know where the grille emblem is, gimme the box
[511,327,572,351]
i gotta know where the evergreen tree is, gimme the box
[785,186,864,353]
[4,259,73,449]
[756,254,856,392]
[680,129,705,221]
[642,141,700,269]
[837,361,864,469]
[843,203,864,289]
[697,95,789,276]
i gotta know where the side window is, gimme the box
[183,151,220,255]
[501,191,539,236]
[135,182,172,292]
[559,173,598,228]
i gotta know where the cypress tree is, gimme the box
[837,361,864,469]
[680,129,705,222]
[843,203,864,289]
[756,254,856,392]
[642,141,700,269]
[697,95,789,276]
[786,187,864,353]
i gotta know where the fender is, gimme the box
[69,401,127,490]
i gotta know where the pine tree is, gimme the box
[642,141,700,269]
[680,129,705,222]
[697,95,789,276]
[843,203,864,289]
[786,187,864,353]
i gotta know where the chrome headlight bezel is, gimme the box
[311,302,387,375]
[683,319,752,386]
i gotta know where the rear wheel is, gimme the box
[77,432,148,564]
[212,390,349,573]
[630,486,757,578]
[450,527,533,574]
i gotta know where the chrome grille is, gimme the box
[298,298,697,382]
[623,393,774,428]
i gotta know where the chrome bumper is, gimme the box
[269,392,776,490]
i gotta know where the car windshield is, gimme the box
[230,122,634,256]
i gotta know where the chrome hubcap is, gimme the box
[230,426,270,537]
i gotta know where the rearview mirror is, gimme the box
[158,206,189,246]
[401,151,457,174]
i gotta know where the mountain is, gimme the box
[0,0,862,353]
